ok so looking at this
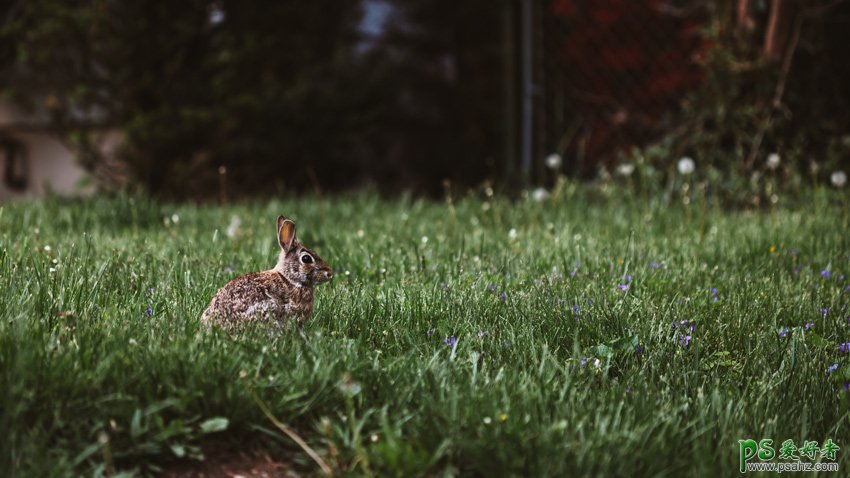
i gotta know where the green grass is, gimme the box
[1,187,849,476]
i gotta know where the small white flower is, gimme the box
[766,153,780,170]
[49,267,56,273]
[44,245,51,252]
[545,153,563,170]
[337,377,361,396]
[421,235,428,244]
[677,157,695,175]
[616,163,635,176]
[831,170,847,188]
[356,229,365,238]
[483,417,492,425]
[592,358,601,369]
[171,213,180,224]
[208,4,225,25]
[508,228,518,240]
[531,187,550,202]
[226,215,241,239]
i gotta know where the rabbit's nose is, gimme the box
[325,270,334,280]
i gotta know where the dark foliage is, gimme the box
[0,0,514,199]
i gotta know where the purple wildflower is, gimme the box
[679,335,692,347]
[570,270,577,278]
[624,274,633,283]
[649,261,661,269]
[443,336,457,347]
[779,327,789,338]
[581,357,588,369]
[487,285,497,293]
[145,307,152,317]
[635,344,644,355]
[822,270,832,279]
[499,292,507,302]
[828,363,839,374]
[822,308,830,317]
[224,265,234,274]
[440,282,447,290]
[671,321,678,329]
[572,305,580,314]
[838,342,850,353]
[710,288,718,296]
[844,383,850,392]
[617,284,629,292]
[805,323,814,331]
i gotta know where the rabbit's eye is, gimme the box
[300,254,313,264]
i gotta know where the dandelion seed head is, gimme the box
[531,187,550,202]
[545,153,563,170]
[766,153,780,170]
[831,171,847,188]
[677,157,695,175]
[617,163,635,176]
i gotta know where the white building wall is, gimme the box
[0,101,95,202]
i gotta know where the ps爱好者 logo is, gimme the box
[739,438,840,473]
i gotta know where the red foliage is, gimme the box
[551,0,710,164]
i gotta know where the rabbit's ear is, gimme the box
[277,216,297,252]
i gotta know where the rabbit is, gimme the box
[201,215,333,330]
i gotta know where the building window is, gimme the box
[1,137,28,191]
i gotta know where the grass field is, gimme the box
[2,187,849,476]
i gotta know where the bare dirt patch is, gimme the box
[160,442,297,478]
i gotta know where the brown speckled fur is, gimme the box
[201,216,332,331]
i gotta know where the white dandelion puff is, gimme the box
[677,157,695,175]
[616,163,635,176]
[766,153,780,170]
[545,153,563,170]
[831,171,847,188]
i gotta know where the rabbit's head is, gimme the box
[273,216,333,286]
